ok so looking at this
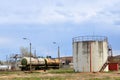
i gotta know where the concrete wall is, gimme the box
[73,41,108,72]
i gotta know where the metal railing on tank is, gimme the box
[72,36,108,43]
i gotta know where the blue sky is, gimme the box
[0,0,120,60]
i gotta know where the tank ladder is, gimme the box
[99,44,113,72]
[99,62,108,72]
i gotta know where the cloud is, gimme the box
[92,1,120,23]
[0,37,13,45]
[0,0,120,24]
[114,20,120,25]
[0,0,120,60]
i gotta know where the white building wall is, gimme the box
[103,41,108,71]
[81,42,90,72]
[73,42,78,72]
[73,41,108,72]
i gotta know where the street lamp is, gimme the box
[23,38,32,72]
[53,42,60,68]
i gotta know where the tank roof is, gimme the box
[72,36,108,42]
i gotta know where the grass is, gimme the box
[1,77,120,80]
[0,69,74,80]
[89,78,110,80]
[12,77,66,80]
[114,77,120,80]
[47,68,74,73]
[89,77,120,80]
[0,69,120,80]
[0,71,22,75]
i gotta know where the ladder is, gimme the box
[99,62,108,72]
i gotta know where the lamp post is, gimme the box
[23,38,32,72]
[58,46,60,63]
[53,42,60,68]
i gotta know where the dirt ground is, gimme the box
[0,70,120,80]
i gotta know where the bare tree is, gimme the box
[20,47,30,57]
[0,61,3,65]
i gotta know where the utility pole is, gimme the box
[53,42,60,69]
[23,38,32,72]
[58,46,60,68]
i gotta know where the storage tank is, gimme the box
[45,58,60,66]
[0,65,11,71]
[21,57,45,66]
[73,36,109,72]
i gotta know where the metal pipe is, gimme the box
[90,42,92,72]
[58,46,60,68]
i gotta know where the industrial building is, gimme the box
[60,56,73,65]
[73,36,109,72]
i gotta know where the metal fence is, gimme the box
[72,36,108,42]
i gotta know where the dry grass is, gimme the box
[0,69,120,80]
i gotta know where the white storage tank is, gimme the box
[0,65,11,71]
[73,36,109,72]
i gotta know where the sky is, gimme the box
[0,0,120,61]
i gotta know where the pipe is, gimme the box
[90,42,92,72]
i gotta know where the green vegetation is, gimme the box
[0,69,120,80]
[89,77,120,80]
[1,77,120,80]
[48,68,74,73]
[12,77,66,80]
[89,78,110,80]
[115,77,120,80]
[0,71,22,75]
